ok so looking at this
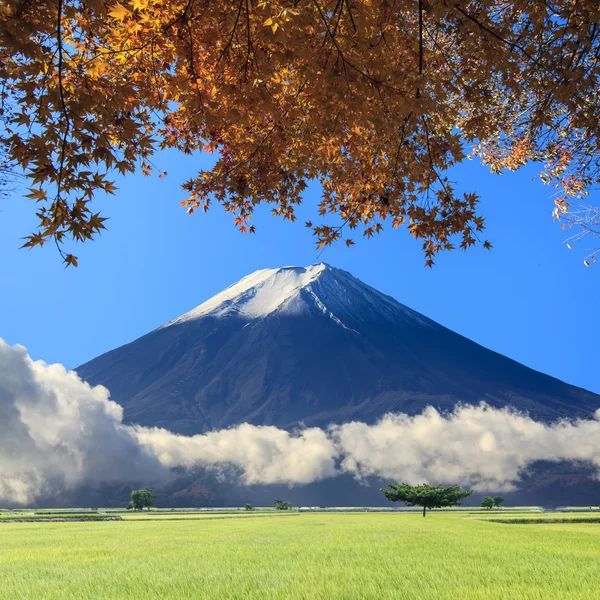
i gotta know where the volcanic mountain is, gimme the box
[77,263,600,435]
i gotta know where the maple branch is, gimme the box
[421,21,468,95]
[391,111,413,182]
[344,0,357,33]
[562,203,600,264]
[331,0,345,40]
[417,0,423,99]
[315,204,363,257]
[243,0,258,81]
[149,39,166,112]
[217,79,310,181]
[312,0,382,88]
[217,0,244,66]
[54,0,70,259]
[81,0,195,67]
[421,115,450,197]
[56,0,70,189]
[245,0,252,78]
[454,5,544,69]
[453,6,596,115]
[182,8,205,105]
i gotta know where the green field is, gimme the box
[1,512,599,599]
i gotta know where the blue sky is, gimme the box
[0,149,598,393]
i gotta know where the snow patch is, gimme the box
[305,288,359,334]
[166,264,329,324]
[163,262,432,332]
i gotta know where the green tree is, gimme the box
[130,488,155,511]
[381,483,472,517]
[273,500,292,511]
[130,490,143,511]
[141,488,155,511]
[493,496,505,509]
[244,504,253,511]
[481,496,495,510]
[126,501,134,511]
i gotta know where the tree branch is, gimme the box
[417,0,423,99]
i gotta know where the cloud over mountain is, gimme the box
[2,338,600,504]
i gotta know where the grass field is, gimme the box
[1,512,599,599]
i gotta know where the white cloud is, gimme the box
[1,338,600,504]
[0,339,336,503]
[135,424,338,485]
[0,339,166,504]
[332,406,600,491]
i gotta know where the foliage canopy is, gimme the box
[481,496,495,509]
[381,482,472,516]
[130,487,155,511]
[1,0,599,264]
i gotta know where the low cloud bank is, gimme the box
[2,338,600,504]
[0,339,167,504]
[332,408,600,491]
[135,425,338,485]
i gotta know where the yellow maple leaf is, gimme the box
[108,2,131,21]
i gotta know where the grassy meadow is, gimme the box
[1,511,599,599]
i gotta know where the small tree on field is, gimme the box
[130,488,155,511]
[481,497,495,510]
[126,501,134,511]
[273,500,292,511]
[493,496,505,509]
[381,483,472,517]
[244,504,253,511]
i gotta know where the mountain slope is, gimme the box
[76,264,600,435]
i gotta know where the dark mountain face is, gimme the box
[77,264,600,435]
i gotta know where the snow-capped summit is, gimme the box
[77,264,600,436]
[168,263,432,330]
[170,263,333,322]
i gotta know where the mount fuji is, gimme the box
[76,263,600,436]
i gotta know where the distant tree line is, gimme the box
[124,487,507,514]
[481,496,504,510]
